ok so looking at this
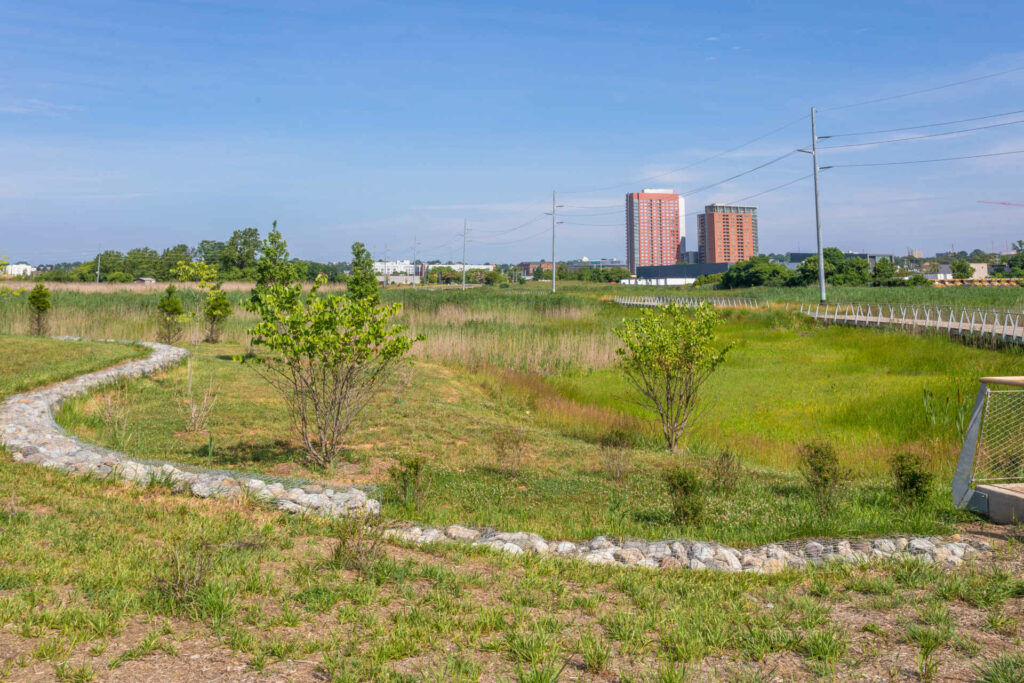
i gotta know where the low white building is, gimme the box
[425,263,495,273]
[3,262,36,277]
[372,260,416,276]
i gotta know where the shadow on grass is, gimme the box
[190,439,307,468]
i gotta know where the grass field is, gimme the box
[0,336,146,396]
[2,341,1024,681]
[47,288,1024,546]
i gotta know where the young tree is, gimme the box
[203,287,232,342]
[615,302,731,450]
[156,284,185,344]
[346,242,379,304]
[244,237,418,468]
[27,284,52,336]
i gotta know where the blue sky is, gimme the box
[2,0,1024,265]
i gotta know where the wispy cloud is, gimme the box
[0,99,82,116]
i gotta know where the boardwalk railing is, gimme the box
[797,302,1024,345]
[614,296,765,310]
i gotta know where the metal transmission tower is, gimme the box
[546,191,563,293]
[461,219,467,291]
[798,107,827,303]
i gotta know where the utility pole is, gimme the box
[412,234,418,287]
[810,107,826,304]
[95,247,101,283]
[546,191,563,293]
[799,107,827,303]
[461,219,468,291]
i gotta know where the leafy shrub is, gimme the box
[27,283,51,336]
[798,441,847,514]
[663,466,704,524]
[156,284,185,344]
[388,455,430,513]
[891,452,933,503]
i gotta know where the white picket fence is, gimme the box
[613,296,1024,345]
[613,296,765,310]
[796,302,1024,345]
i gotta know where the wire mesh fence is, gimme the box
[972,388,1024,484]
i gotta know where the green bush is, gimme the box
[798,441,847,514]
[156,284,185,344]
[388,455,430,513]
[890,452,933,503]
[27,283,52,336]
[663,466,703,524]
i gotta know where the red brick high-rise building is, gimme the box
[625,189,683,275]
[697,204,758,264]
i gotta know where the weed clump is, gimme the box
[493,426,526,477]
[330,511,385,575]
[891,452,933,503]
[706,449,742,494]
[388,455,430,513]
[600,428,634,483]
[663,466,704,524]
[154,542,213,607]
[798,441,847,514]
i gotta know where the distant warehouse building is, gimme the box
[621,263,731,286]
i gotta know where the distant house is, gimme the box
[924,264,954,281]
[517,261,552,276]
[969,263,989,279]
[3,262,36,277]
[134,277,157,284]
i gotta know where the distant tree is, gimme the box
[346,242,379,304]
[951,259,974,279]
[483,269,506,285]
[106,271,133,283]
[871,258,897,286]
[157,244,192,280]
[968,248,990,263]
[195,240,226,265]
[905,273,934,287]
[27,284,52,336]
[125,247,159,279]
[615,302,731,451]
[156,284,185,344]
[254,223,298,288]
[221,227,261,275]
[720,255,793,288]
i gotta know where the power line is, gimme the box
[469,226,551,246]
[824,63,1024,112]
[727,173,814,204]
[558,113,808,194]
[469,213,547,235]
[679,150,799,197]
[819,117,1024,149]
[823,107,1024,138]
[827,149,1024,168]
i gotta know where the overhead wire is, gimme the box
[823,63,1024,112]
[822,107,1024,138]
[819,117,1024,149]
[826,149,1024,168]
[557,113,808,194]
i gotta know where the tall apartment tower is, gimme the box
[625,189,683,275]
[697,204,758,264]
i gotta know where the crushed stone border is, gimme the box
[0,337,991,573]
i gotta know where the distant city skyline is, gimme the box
[1,1,1023,265]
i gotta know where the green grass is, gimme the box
[2,334,1023,680]
[0,335,146,396]
[49,292,1021,544]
